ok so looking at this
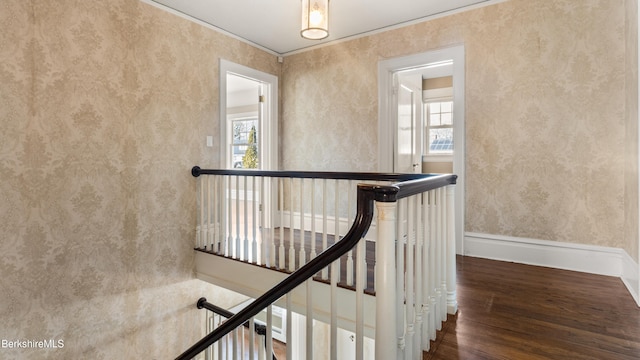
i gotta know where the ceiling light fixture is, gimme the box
[301,0,329,40]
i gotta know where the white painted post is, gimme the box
[439,187,447,321]
[278,179,285,269]
[202,176,213,250]
[355,239,366,360]
[249,318,255,360]
[213,176,221,254]
[288,177,296,272]
[375,201,398,360]
[243,176,249,262]
[266,305,273,360]
[429,189,438,339]
[405,197,415,360]
[197,176,203,248]
[396,199,406,360]
[446,184,458,314]
[299,178,307,267]
[311,179,317,260]
[346,180,355,286]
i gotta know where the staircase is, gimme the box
[178,167,458,360]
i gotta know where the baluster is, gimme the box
[355,238,366,360]
[233,176,239,259]
[249,317,256,360]
[330,258,338,360]
[232,326,238,360]
[266,306,274,360]
[439,187,447,322]
[433,187,442,328]
[334,179,341,284]
[279,178,285,269]
[306,279,314,360]
[212,176,220,254]
[405,196,415,360]
[243,175,249,262]
[299,178,307,267]
[375,200,398,360]
[252,176,259,265]
[219,321,225,359]
[202,176,209,250]
[286,294,293,360]
[258,331,266,360]
[418,191,429,352]
[310,178,317,260]
[346,180,355,286]
[446,184,458,314]
[254,177,267,265]
[288,177,296,272]
[269,177,276,268]
[227,176,234,258]
[428,189,437,339]
[219,175,227,257]
[240,326,246,360]
[197,176,203,249]
[321,179,328,279]
[396,198,406,358]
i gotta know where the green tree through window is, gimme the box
[242,125,258,169]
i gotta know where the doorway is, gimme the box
[219,59,279,261]
[220,59,278,171]
[377,46,465,254]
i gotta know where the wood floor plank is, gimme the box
[425,256,640,360]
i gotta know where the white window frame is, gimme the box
[424,98,454,161]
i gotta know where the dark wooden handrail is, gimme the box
[192,165,449,182]
[197,297,268,335]
[197,297,276,359]
[177,167,457,360]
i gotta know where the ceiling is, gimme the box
[147,0,496,55]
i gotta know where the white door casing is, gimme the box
[378,46,465,254]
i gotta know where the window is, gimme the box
[231,118,259,168]
[425,100,453,155]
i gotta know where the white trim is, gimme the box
[139,0,280,56]
[636,0,640,307]
[283,0,508,56]
[378,45,465,254]
[142,0,507,57]
[465,232,640,305]
[219,59,279,172]
[622,250,640,305]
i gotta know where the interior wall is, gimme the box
[0,0,278,358]
[282,0,631,253]
[625,0,639,264]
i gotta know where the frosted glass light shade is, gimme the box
[301,0,329,40]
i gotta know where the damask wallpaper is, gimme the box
[0,0,277,358]
[1,0,637,358]
[282,0,638,260]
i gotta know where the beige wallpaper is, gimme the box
[282,0,637,258]
[0,0,277,358]
[1,0,637,358]
[625,0,639,264]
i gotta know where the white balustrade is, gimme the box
[193,170,457,360]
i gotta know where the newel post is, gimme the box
[446,184,458,314]
[375,200,399,360]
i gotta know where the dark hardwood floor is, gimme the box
[425,256,640,360]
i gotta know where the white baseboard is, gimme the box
[621,250,640,306]
[464,232,639,306]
